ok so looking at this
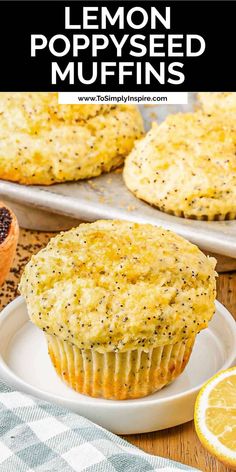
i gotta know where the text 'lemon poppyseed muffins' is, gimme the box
[19,220,216,400]
[124,112,236,221]
[0,93,144,185]
[198,92,236,116]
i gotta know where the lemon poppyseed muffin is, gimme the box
[124,112,236,220]
[0,93,144,185]
[19,220,216,399]
[198,92,236,116]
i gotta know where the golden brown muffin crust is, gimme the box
[0,94,144,185]
[124,112,236,220]
[20,220,216,352]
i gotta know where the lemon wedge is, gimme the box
[194,367,236,470]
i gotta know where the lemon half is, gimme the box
[194,367,236,470]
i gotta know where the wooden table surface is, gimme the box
[0,228,235,472]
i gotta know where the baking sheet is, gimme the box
[0,94,236,258]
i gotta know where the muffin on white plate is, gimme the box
[19,220,217,400]
[124,111,236,220]
[0,93,144,185]
[0,202,19,285]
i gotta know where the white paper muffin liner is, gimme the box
[46,335,195,400]
[159,208,236,221]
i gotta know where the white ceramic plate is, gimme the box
[0,297,235,434]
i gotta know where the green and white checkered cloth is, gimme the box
[0,380,201,472]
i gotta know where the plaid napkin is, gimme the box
[0,380,200,472]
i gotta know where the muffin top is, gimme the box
[0,93,143,185]
[124,112,236,219]
[19,220,216,353]
[0,93,114,127]
[198,92,236,115]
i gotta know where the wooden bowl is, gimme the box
[0,202,19,285]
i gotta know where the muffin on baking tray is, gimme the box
[198,92,236,116]
[0,93,144,185]
[20,220,216,400]
[124,111,236,220]
[0,202,19,285]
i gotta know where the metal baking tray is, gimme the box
[0,95,236,258]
